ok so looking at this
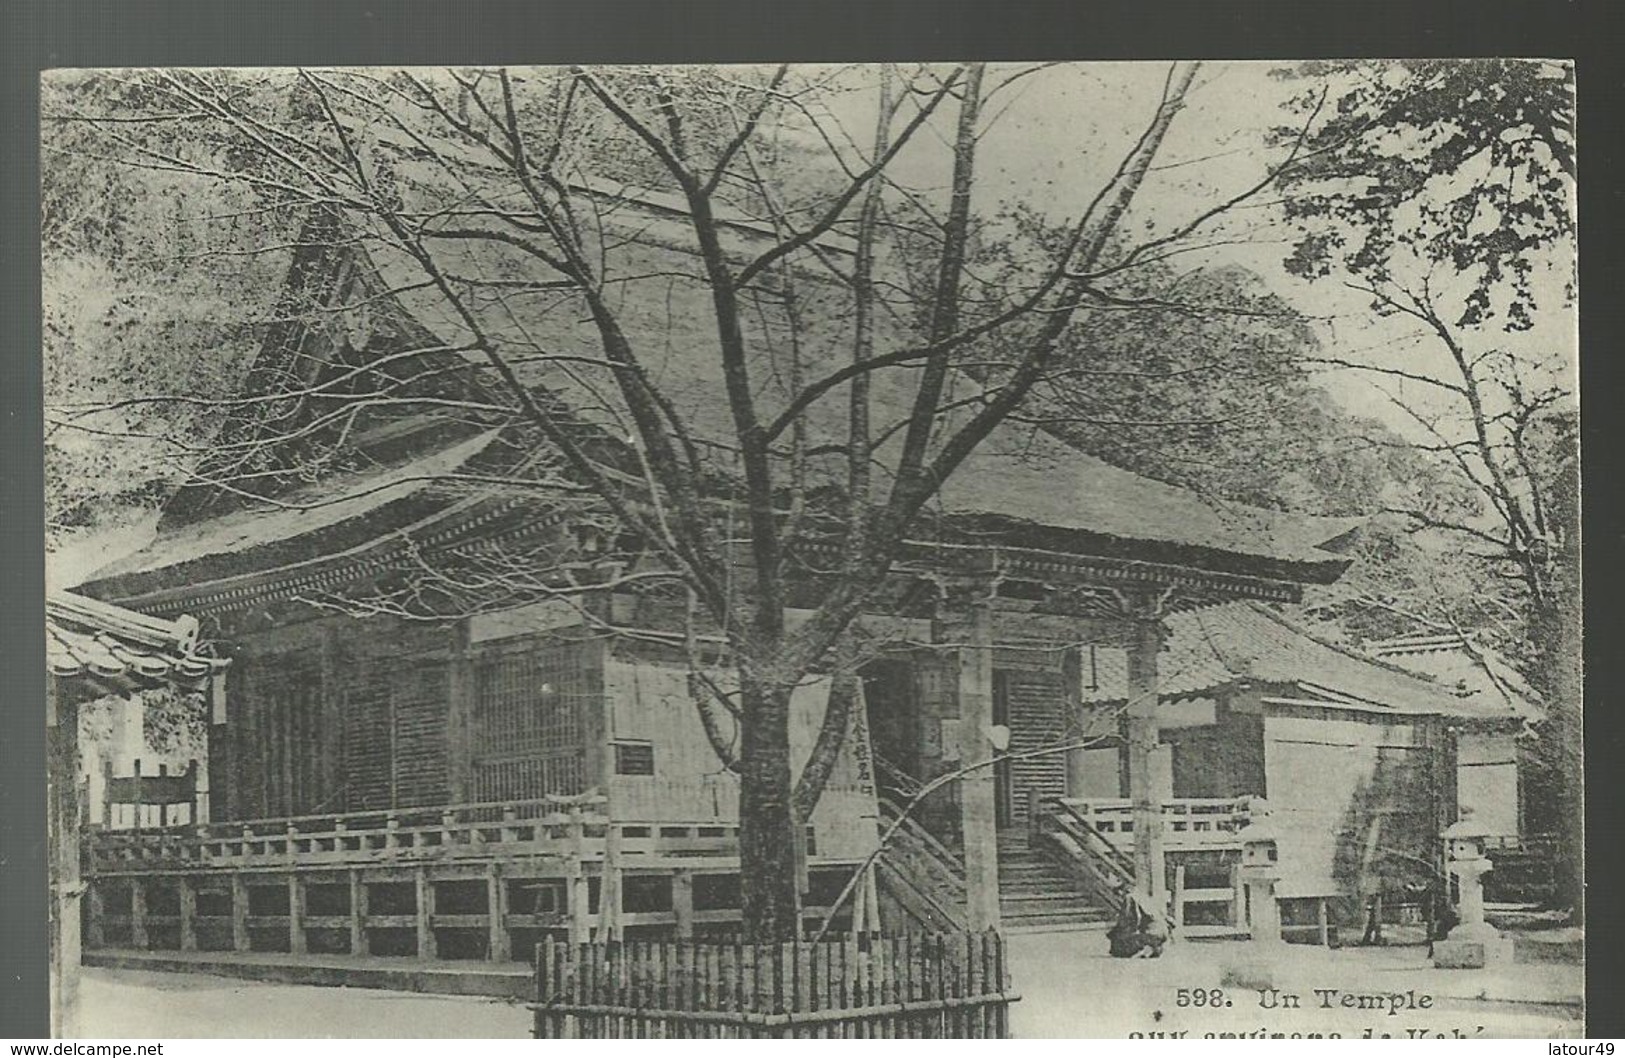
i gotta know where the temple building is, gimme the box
[65,184,1530,964]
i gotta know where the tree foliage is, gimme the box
[1276,58,1574,330]
[1272,58,1580,917]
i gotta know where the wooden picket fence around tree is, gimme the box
[531,931,1016,1038]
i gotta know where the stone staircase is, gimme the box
[997,832,1114,933]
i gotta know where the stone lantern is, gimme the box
[1433,814,1513,968]
[1219,804,1287,993]
[1236,806,1282,946]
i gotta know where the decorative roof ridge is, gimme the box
[47,588,199,655]
[46,589,227,690]
[364,117,860,260]
[1369,630,1541,712]
[1237,600,1463,689]
[1366,633,1474,654]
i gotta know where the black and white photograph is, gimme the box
[39,59,1581,1038]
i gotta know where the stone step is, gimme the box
[997,864,1067,878]
[999,909,1113,931]
[82,948,532,999]
[997,860,1065,874]
[1000,900,1112,917]
[994,897,1085,910]
[1001,918,1112,936]
[1001,880,1078,893]
[999,868,1085,885]
[1002,886,1090,902]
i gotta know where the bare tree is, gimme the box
[46,62,1333,940]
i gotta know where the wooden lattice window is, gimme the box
[613,741,655,776]
[471,640,593,801]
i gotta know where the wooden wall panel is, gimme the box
[1263,710,1437,898]
[342,668,392,812]
[600,660,879,859]
[232,663,265,820]
[998,667,1068,828]
[214,616,468,821]
[392,661,450,808]
[1457,731,1519,837]
[225,652,328,819]
[1165,707,1265,799]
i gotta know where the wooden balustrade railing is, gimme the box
[1052,796,1252,849]
[83,792,786,873]
[1039,798,1134,884]
[1033,796,1134,914]
[873,794,967,933]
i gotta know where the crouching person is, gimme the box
[1107,878,1172,958]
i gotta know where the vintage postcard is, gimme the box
[41,60,1581,1038]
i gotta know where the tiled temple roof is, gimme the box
[81,185,1359,604]
[46,590,224,691]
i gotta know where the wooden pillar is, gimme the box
[416,867,437,959]
[85,881,105,951]
[320,638,342,814]
[287,874,306,954]
[277,672,292,818]
[207,672,229,823]
[1125,607,1166,901]
[448,622,475,803]
[566,806,587,946]
[1062,646,1086,798]
[179,878,197,951]
[230,875,250,952]
[130,878,148,950]
[486,864,510,962]
[131,759,144,836]
[943,578,1000,931]
[598,826,623,942]
[672,870,695,940]
[47,678,83,1036]
[101,757,114,831]
[185,760,200,828]
[349,870,368,956]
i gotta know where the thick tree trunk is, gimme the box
[1551,611,1583,925]
[48,680,82,1038]
[1534,448,1582,924]
[1527,594,1579,929]
[1532,594,1583,923]
[737,674,802,941]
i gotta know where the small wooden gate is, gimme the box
[532,932,1016,1038]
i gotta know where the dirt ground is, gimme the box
[72,932,1583,1039]
[1004,931,1584,1039]
[76,967,533,1038]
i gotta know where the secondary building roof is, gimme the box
[1367,633,1541,721]
[46,589,224,693]
[1080,601,1534,723]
